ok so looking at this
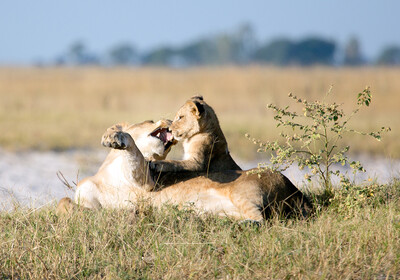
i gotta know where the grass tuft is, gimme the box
[1,180,400,279]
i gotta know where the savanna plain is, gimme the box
[1,67,400,279]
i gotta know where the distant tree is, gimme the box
[253,37,336,66]
[181,34,241,65]
[343,37,364,66]
[176,25,256,66]
[233,23,258,64]
[214,34,238,64]
[179,39,215,65]
[291,38,336,66]
[252,39,294,65]
[69,41,86,61]
[212,23,257,65]
[376,46,400,65]
[54,56,66,66]
[142,23,257,66]
[142,47,176,65]
[109,43,137,65]
[66,41,100,65]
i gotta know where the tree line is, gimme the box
[52,24,400,67]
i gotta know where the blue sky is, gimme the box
[1,1,399,64]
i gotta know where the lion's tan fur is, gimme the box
[151,96,241,173]
[57,122,311,220]
[57,120,172,213]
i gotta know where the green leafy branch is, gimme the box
[247,86,391,192]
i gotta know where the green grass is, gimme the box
[1,180,400,279]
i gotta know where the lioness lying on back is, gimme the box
[58,120,176,210]
[151,96,241,173]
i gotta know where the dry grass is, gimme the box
[1,181,400,279]
[0,66,399,159]
[2,67,399,279]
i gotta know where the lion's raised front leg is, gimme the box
[101,124,155,192]
[101,124,135,150]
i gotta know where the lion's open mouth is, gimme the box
[150,127,176,150]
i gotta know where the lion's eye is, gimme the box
[177,115,184,121]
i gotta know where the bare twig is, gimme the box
[56,171,77,191]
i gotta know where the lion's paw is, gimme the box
[101,131,133,150]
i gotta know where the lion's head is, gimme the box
[128,119,176,160]
[169,95,219,141]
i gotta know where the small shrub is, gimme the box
[247,86,390,198]
[329,183,385,214]
[327,178,400,217]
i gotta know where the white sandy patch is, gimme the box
[237,155,400,188]
[0,148,399,210]
[0,149,107,210]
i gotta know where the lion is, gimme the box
[150,96,241,173]
[57,119,176,211]
[57,123,311,221]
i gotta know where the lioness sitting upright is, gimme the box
[151,96,241,173]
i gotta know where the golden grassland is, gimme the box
[0,66,399,160]
[1,181,400,279]
[2,66,400,279]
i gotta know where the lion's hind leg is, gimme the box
[229,186,264,223]
[56,197,76,215]
[56,196,96,216]
[236,202,264,223]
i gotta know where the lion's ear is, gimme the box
[191,95,204,101]
[189,100,205,117]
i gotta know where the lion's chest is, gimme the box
[99,156,141,208]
